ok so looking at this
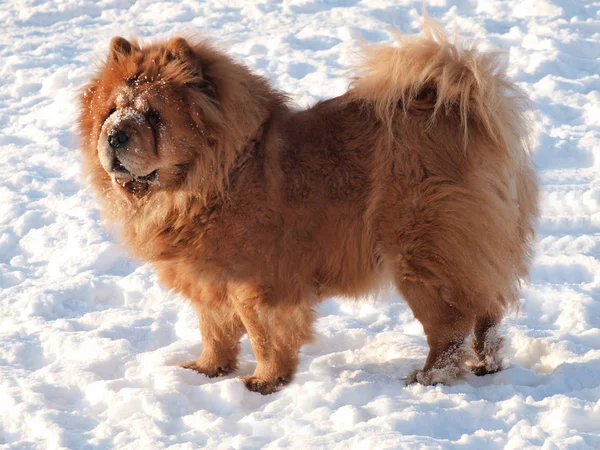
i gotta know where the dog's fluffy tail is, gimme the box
[349,16,533,164]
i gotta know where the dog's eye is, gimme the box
[147,109,160,123]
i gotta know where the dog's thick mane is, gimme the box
[80,38,288,243]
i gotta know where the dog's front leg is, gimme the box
[182,287,246,377]
[233,288,315,395]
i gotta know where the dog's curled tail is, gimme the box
[349,16,533,162]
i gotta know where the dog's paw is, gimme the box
[470,332,505,377]
[181,360,236,378]
[405,364,470,386]
[469,355,503,377]
[241,375,289,395]
[405,369,440,386]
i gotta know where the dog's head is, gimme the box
[79,36,278,199]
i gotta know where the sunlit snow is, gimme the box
[1,0,599,448]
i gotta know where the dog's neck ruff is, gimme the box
[197,122,265,210]
[229,125,264,181]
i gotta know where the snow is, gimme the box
[1,0,599,448]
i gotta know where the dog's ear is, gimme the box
[169,37,196,63]
[169,38,216,98]
[109,37,134,61]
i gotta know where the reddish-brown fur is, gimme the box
[78,19,538,393]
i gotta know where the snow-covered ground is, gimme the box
[1,0,599,448]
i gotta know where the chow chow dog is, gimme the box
[78,17,538,394]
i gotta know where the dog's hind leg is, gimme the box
[471,309,505,376]
[396,277,476,386]
[182,288,246,377]
[233,288,315,395]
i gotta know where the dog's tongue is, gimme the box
[113,168,158,196]
[114,172,133,185]
[113,172,150,195]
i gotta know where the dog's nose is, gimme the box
[108,130,129,149]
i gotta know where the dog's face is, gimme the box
[82,37,218,196]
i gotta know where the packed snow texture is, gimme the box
[1,0,599,448]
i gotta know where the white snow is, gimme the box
[1,0,599,448]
